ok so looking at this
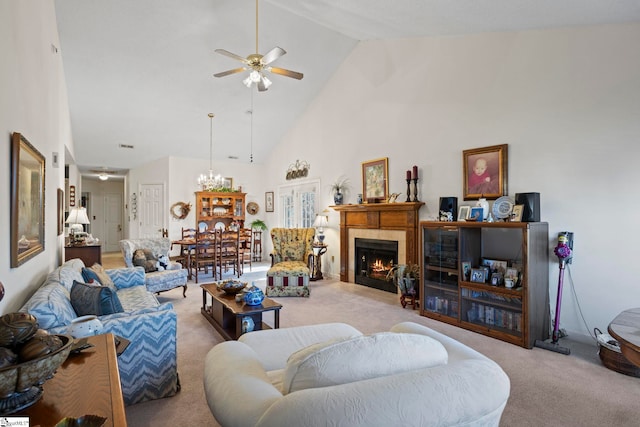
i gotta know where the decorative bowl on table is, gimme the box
[0,334,74,415]
[217,280,247,295]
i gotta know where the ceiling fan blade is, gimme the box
[261,47,286,66]
[215,49,249,63]
[213,67,247,78]
[268,67,304,80]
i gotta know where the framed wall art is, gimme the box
[265,191,274,212]
[57,188,64,236]
[222,177,233,190]
[361,157,388,203]
[462,144,508,200]
[11,132,45,267]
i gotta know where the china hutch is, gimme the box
[195,191,246,230]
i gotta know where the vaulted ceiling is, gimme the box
[55,0,640,179]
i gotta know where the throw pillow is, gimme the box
[132,249,157,273]
[70,280,124,316]
[282,332,448,394]
[81,264,117,292]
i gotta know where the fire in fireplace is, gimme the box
[355,238,398,293]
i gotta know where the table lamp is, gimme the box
[313,214,329,244]
[65,207,90,244]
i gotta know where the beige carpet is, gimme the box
[101,253,640,426]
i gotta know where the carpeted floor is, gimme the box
[101,252,640,426]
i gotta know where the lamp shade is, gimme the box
[313,215,329,228]
[65,207,90,225]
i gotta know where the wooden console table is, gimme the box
[64,244,102,266]
[19,333,126,426]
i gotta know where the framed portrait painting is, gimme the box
[265,191,274,212]
[462,144,508,200]
[11,132,45,267]
[362,157,388,203]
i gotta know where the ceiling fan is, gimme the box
[213,0,303,91]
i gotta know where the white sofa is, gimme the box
[203,322,510,427]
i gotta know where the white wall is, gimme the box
[0,1,73,313]
[265,23,640,339]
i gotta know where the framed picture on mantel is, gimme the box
[362,157,388,203]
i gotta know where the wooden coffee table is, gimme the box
[201,283,282,340]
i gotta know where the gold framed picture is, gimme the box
[462,144,508,200]
[361,157,388,203]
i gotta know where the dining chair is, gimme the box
[239,228,253,273]
[175,228,197,273]
[216,230,240,278]
[193,230,217,283]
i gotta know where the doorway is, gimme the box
[139,183,166,238]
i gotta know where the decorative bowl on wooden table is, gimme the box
[0,334,74,415]
[217,280,247,295]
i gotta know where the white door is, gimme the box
[140,184,165,238]
[104,192,123,252]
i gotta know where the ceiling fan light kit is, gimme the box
[213,0,303,91]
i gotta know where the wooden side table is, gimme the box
[608,308,640,367]
[64,244,102,266]
[310,244,327,281]
[19,333,126,427]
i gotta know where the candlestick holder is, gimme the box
[406,179,412,202]
[412,178,419,202]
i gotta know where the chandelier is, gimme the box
[198,113,224,191]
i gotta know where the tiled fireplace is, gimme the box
[332,202,425,290]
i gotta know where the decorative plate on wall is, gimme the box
[247,202,259,215]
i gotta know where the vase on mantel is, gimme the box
[476,198,489,220]
[334,192,343,205]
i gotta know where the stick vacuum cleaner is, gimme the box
[534,232,573,355]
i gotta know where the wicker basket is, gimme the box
[595,328,640,377]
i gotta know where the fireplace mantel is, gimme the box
[332,202,425,282]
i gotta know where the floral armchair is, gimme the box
[266,228,315,297]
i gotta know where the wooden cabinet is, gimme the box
[420,221,549,348]
[65,244,102,266]
[195,191,246,230]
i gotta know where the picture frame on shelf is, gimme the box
[482,258,508,275]
[491,272,503,286]
[511,204,524,222]
[461,261,472,281]
[11,132,45,267]
[458,206,470,221]
[462,144,508,200]
[361,157,389,203]
[469,207,483,222]
[470,268,485,283]
[265,191,274,212]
